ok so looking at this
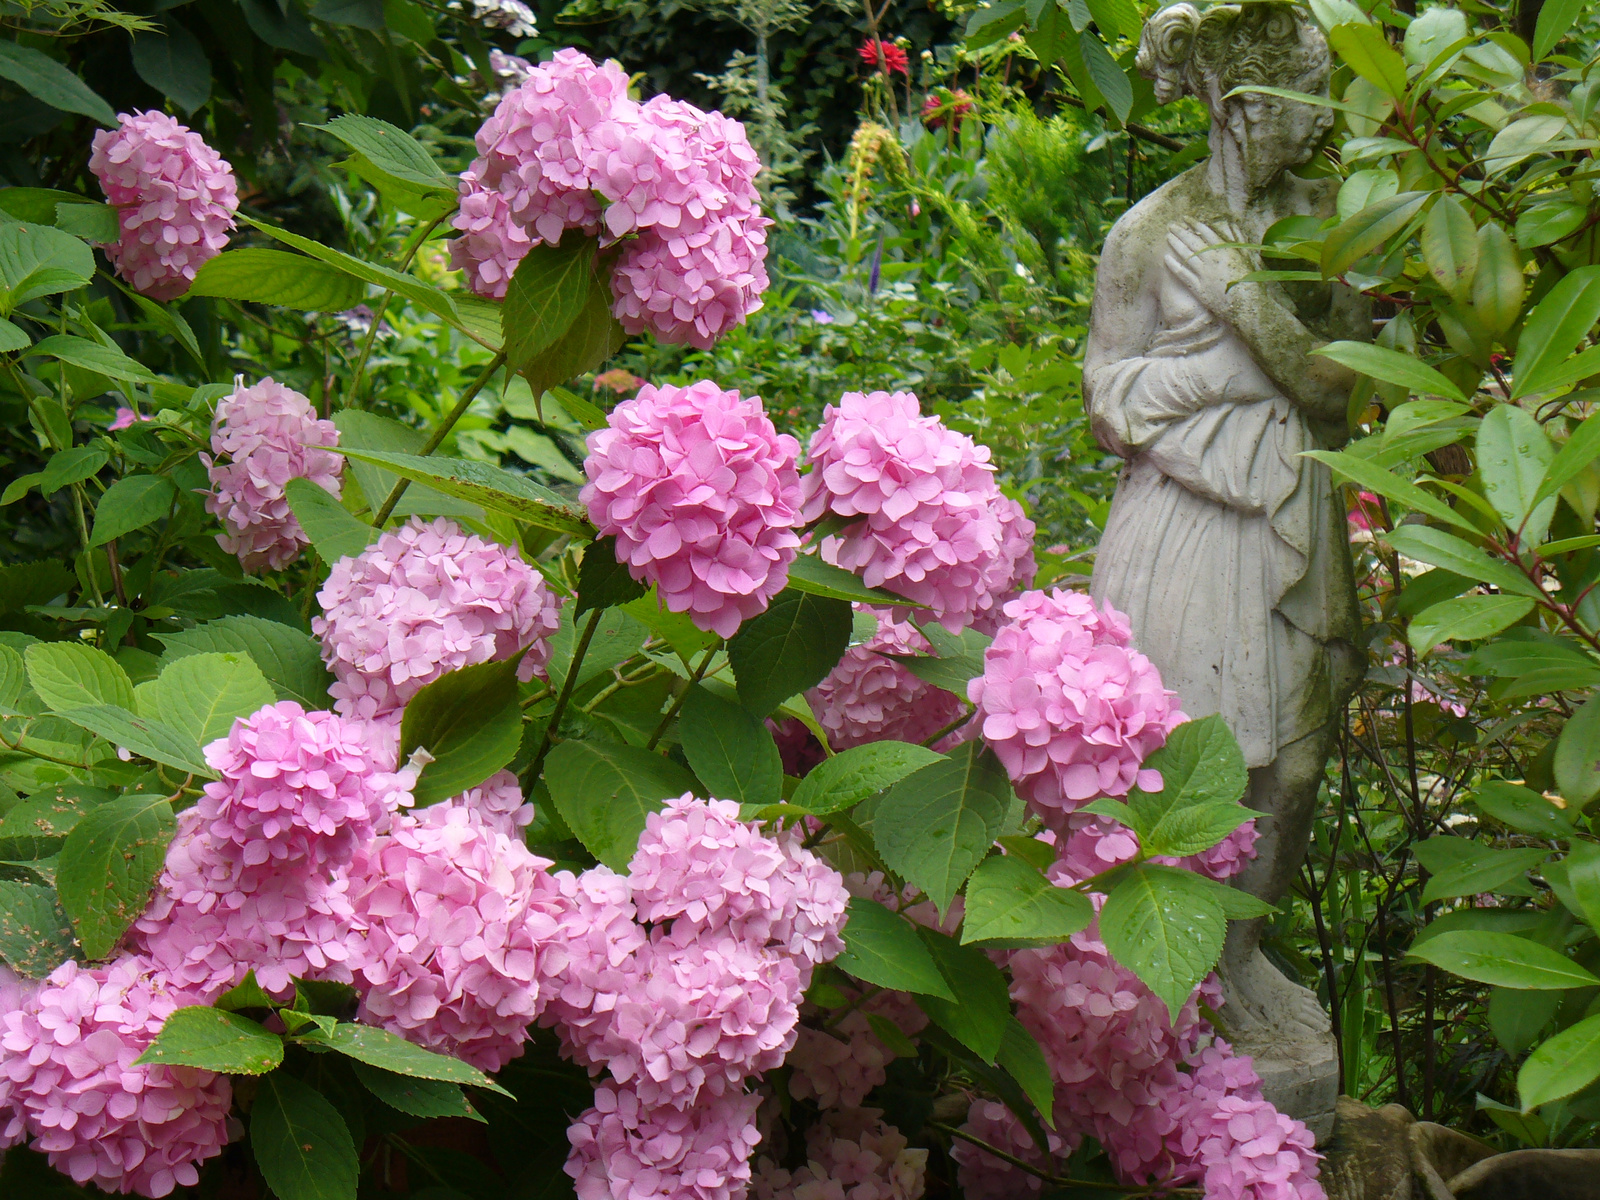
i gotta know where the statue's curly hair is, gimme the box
[1136,2,1329,108]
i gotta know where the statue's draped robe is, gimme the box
[1087,261,1361,769]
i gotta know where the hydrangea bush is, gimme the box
[0,50,1321,1200]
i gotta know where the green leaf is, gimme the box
[0,221,93,312]
[1474,780,1575,838]
[875,742,1013,916]
[679,686,781,806]
[1532,0,1585,60]
[997,1017,1055,1127]
[1302,450,1478,534]
[1421,193,1478,298]
[1519,1012,1600,1110]
[399,657,523,807]
[252,1072,359,1200]
[543,740,699,870]
[353,1062,481,1121]
[1312,341,1468,403]
[0,42,115,126]
[1409,593,1535,655]
[57,793,174,959]
[129,18,211,114]
[1513,266,1600,399]
[1534,413,1600,512]
[915,927,1012,1062]
[1490,985,1560,1057]
[337,449,592,536]
[60,705,210,776]
[334,411,483,521]
[1100,864,1228,1020]
[1326,22,1408,98]
[503,239,598,373]
[1321,191,1429,277]
[1078,29,1132,121]
[134,1006,284,1074]
[189,248,368,312]
[1406,930,1600,989]
[215,970,278,1012]
[324,1023,511,1095]
[1516,201,1588,250]
[1385,526,1542,598]
[0,318,27,352]
[576,536,647,617]
[785,553,919,606]
[1471,223,1525,337]
[789,741,943,815]
[25,334,156,383]
[136,651,276,748]
[1420,845,1548,904]
[728,590,853,718]
[1555,694,1600,807]
[1562,842,1600,931]
[1118,714,1252,857]
[1482,404,1558,543]
[1483,114,1566,175]
[156,615,334,709]
[833,896,954,999]
[517,268,628,398]
[52,201,119,243]
[313,114,451,190]
[0,785,113,857]
[40,447,107,496]
[24,642,134,712]
[962,853,1093,947]
[89,475,177,547]
[0,879,77,977]
[283,478,381,564]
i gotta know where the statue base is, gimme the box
[1234,1034,1340,1144]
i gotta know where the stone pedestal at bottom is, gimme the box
[1235,1035,1340,1144]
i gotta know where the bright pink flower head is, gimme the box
[801,391,1012,632]
[952,1098,1074,1200]
[566,1083,763,1200]
[196,700,415,874]
[859,39,910,75]
[629,795,848,966]
[973,495,1038,633]
[345,803,568,1072]
[968,589,1185,825]
[921,89,975,133]
[89,110,238,301]
[0,956,232,1197]
[582,383,803,638]
[203,377,343,573]
[538,866,648,1062]
[808,607,966,750]
[752,1107,927,1200]
[314,517,564,721]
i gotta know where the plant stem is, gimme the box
[646,644,718,750]
[345,212,450,410]
[372,348,507,526]
[928,1122,1201,1195]
[524,608,604,783]
[921,706,973,747]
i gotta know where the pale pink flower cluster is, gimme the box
[801,391,1030,632]
[203,378,343,573]
[969,589,1185,826]
[314,517,563,720]
[807,607,964,750]
[949,1099,1074,1200]
[785,991,926,1111]
[0,957,232,1198]
[751,1107,928,1200]
[345,803,568,1071]
[1045,811,1258,887]
[582,382,802,638]
[451,50,771,348]
[973,496,1039,634]
[556,797,850,1200]
[89,110,238,301]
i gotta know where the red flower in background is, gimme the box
[921,88,975,132]
[859,38,909,76]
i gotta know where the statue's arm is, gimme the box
[1083,221,1161,457]
[1225,292,1355,424]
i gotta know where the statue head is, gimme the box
[1137,3,1333,188]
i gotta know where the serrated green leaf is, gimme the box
[1122,714,1252,857]
[833,896,953,998]
[56,793,174,959]
[89,475,177,548]
[25,334,156,383]
[59,705,210,777]
[543,740,698,870]
[996,1017,1055,1127]
[24,642,133,713]
[0,42,115,126]
[785,553,921,606]
[576,536,647,617]
[134,1006,284,1074]
[790,741,943,815]
[0,878,77,977]
[189,248,368,311]
[0,221,93,313]
[283,478,380,564]
[503,239,597,373]
[729,590,853,718]
[962,853,1093,947]
[136,651,276,748]
[155,615,333,709]
[252,1073,358,1200]
[353,1061,482,1121]
[1100,864,1228,1020]
[679,686,781,806]
[324,1022,512,1095]
[400,657,523,807]
[915,927,1011,1062]
[338,449,592,536]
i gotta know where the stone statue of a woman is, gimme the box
[1085,2,1366,1136]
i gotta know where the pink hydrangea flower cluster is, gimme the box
[0,957,233,1198]
[314,517,563,720]
[800,391,1025,632]
[786,990,927,1111]
[807,607,965,750]
[203,377,344,573]
[89,110,238,301]
[768,716,825,778]
[751,1107,928,1200]
[1045,811,1259,887]
[973,496,1039,634]
[968,589,1186,826]
[450,50,771,348]
[950,1099,1074,1200]
[344,803,569,1071]
[568,1084,764,1200]
[582,382,802,638]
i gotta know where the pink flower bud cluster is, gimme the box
[555,796,849,1200]
[968,589,1185,826]
[450,49,771,348]
[203,378,344,573]
[314,517,563,721]
[807,607,965,750]
[582,382,803,638]
[751,1107,928,1200]
[800,391,1029,632]
[0,957,233,1198]
[89,110,238,301]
